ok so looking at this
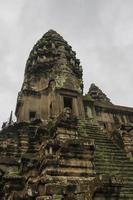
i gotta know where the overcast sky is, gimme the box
[0,0,133,125]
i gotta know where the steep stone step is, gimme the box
[78,119,133,199]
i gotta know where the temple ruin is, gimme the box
[0,30,133,199]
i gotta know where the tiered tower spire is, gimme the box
[15,30,84,122]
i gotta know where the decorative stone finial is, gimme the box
[87,83,111,103]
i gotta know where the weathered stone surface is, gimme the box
[1,30,133,199]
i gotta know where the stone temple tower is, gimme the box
[15,30,84,123]
[1,30,133,200]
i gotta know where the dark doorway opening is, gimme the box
[50,103,53,117]
[29,111,36,120]
[64,97,72,109]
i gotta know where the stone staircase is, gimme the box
[78,119,133,199]
[19,125,40,154]
[18,131,29,154]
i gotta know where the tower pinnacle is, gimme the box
[15,30,84,122]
